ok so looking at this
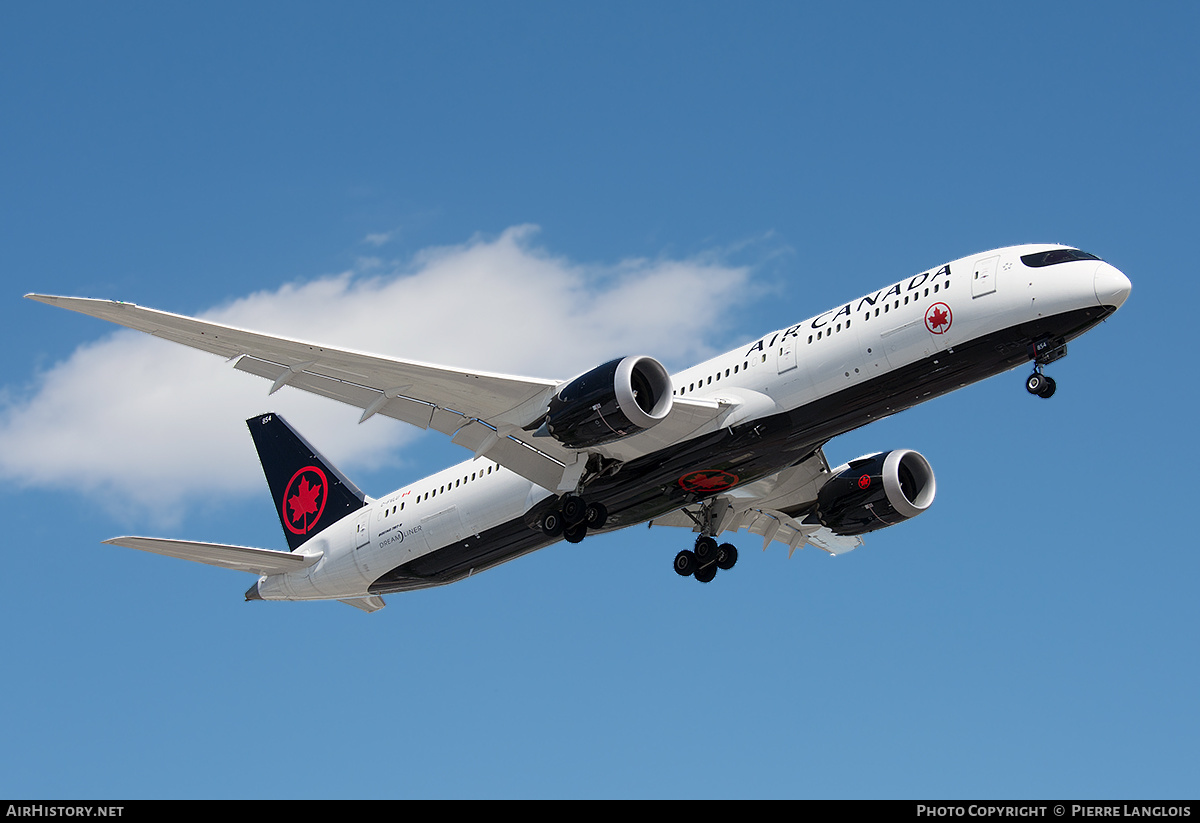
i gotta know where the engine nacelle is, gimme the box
[545,356,673,449]
[816,449,936,536]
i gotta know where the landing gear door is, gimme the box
[972,255,999,298]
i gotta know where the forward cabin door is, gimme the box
[972,255,999,298]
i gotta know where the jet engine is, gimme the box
[816,449,936,536]
[544,356,673,449]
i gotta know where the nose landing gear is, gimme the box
[1025,368,1057,399]
[1026,336,1066,399]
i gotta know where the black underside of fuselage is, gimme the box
[369,305,1114,594]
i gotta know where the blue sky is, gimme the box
[2,2,1197,799]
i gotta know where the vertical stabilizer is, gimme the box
[247,413,367,551]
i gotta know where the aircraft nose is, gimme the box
[1094,262,1131,310]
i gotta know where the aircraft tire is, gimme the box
[563,522,587,544]
[1037,376,1057,399]
[584,502,608,529]
[694,535,719,565]
[674,549,697,576]
[561,495,587,526]
[1026,373,1046,395]
[695,564,717,583]
[717,543,738,570]
[541,510,564,537]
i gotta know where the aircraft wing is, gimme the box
[104,536,322,575]
[648,448,863,556]
[27,295,730,492]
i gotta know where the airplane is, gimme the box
[26,243,1132,612]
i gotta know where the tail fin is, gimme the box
[247,413,367,551]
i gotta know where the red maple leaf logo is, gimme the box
[282,466,328,535]
[925,303,952,334]
[289,476,323,524]
[678,469,739,493]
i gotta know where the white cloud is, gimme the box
[362,231,394,247]
[4,226,755,522]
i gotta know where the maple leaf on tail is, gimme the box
[289,476,323,524]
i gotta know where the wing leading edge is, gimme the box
[27,294,732,491]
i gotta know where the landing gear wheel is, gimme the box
[694,535,719,566]
[674,549,697,576]
[694,564,717,583]
[561,495,587,526]
[541,510,564,537]
[563,522,587,544]
[584,502,608,529]
[1026,370,1058,399]
[717,543,738,570]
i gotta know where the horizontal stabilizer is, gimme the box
[104,536,322,575]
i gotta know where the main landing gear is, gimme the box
[674,535,738,584]
[539,494,608,544]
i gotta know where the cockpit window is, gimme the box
[1021,249,1102,268]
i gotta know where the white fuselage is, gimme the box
[255,244,1130,601]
